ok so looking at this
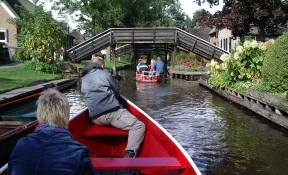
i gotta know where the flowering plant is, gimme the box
[206,39,274,89]
[228,40,266,81]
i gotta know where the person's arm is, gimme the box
[78,150,94,175]
[106,72,121,96]
[153,62,157,71]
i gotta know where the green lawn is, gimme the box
[0,60,131,93]
[0,66,61,93]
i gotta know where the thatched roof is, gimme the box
[70,30,85,45]
[190,26,213,41]
[4,0,35,17]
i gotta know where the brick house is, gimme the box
[0,0,75,59]
[0,0,34,47]
[209,25,288,53]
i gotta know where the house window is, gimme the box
[0,29,7,43]
[245,36,256,41]
[229,37,232,52]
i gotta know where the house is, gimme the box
[0,0,76,59]
[209,25,288,52]
[70,29,85,45]
[0,0,35,47]
[190,26,213,42]
[61,22,75,50]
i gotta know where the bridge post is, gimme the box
[111,44,116,74]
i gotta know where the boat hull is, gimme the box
[135,71,163,83]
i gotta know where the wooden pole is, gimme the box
[111,45,116,74]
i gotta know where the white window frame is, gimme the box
[0,29,7,43]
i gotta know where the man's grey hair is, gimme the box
[91,56,104,66]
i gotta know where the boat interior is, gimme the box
[67,96,199,175]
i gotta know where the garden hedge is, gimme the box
[261,33,288,93]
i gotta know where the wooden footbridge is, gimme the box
[67,27,228,71]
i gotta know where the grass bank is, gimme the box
[0,66,62,93]
[0,60,131,93]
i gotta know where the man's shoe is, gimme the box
[124,150,135,158]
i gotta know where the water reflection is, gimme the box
[63,69,288,175]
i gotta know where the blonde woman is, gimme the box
[8,89,94,175]
[150,59,156,71]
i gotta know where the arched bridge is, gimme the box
[67,27,228,67]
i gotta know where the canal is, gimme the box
[64,69,288,175]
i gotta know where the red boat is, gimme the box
[1,95,202,175]
[74,95,201,174]
[136,71,163,83]
[70,95,201,174]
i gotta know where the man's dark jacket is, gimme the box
[81,63,121,119]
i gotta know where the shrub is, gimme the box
[13,49,30,61]
[208,72,232,89]
[261,33,288,93]
[24,60,63,74]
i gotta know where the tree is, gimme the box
[194,0,288,41]
[51,0,188,35]
[191,9,206,28]
[8,6,66,63]
[193,0,220,6]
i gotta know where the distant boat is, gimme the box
[135,71,163,83]
[0,95,202,175]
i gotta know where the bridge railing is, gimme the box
[111,28,176,44]
[67,27,228,62]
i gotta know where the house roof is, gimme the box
[190,26,213,41]
[70,30,85,45]
[249,26,288,36]
[209,27,217,34]
[2,0,35,18]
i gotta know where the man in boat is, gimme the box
[153,56,165,75]
[8,89,94,175]
[136,58,149,74]
[81,56,146,158]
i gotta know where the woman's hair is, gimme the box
[91,56,104,66]
[36,89,70,128]
[141,58,147,63]
[151,59,156,64]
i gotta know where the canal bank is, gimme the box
[198,77,288,129]
[0,79,78,105]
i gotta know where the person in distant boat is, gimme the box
[136,58,148,74]
[81,56,146,158]
[101,49,107,59]
[137,58,142,67]
[153,56,165,75]
[149,59,156,71]
[8,89,94,175]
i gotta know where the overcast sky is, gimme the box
[31,0,224,30]
[179,0,224,18]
